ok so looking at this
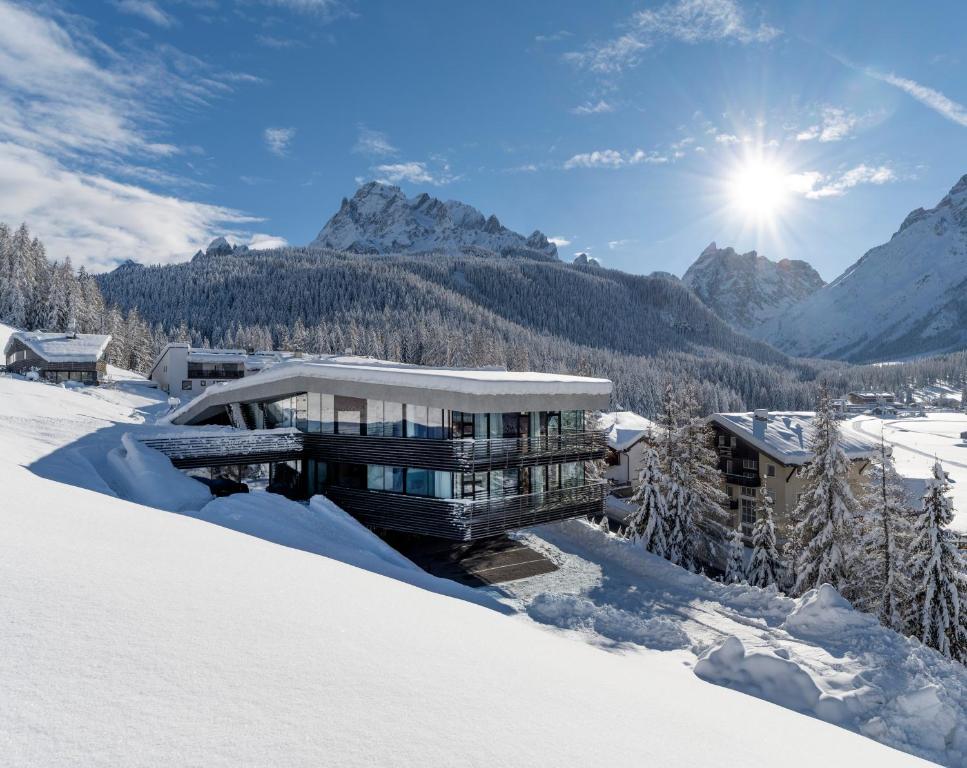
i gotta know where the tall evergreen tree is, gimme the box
[792,385,859,597]
[724,528,747,584]
[908,460,967,662]
[855,435,912,631]
[747,487,782,589]
[628,441,670,558]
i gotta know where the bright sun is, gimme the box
[728,157,791,222]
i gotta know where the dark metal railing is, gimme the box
[139,430,303,469]
[724,471,761,487]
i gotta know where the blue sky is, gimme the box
[1,0,966,277]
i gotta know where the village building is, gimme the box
[3,330,111,385]
[708,410,877,540]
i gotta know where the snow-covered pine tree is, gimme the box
[908,459,967,662]
[724,527,746,584]
[855,434,912,631]
[791,384,859,597]
[627,441,670,558]
[747,486,782,589]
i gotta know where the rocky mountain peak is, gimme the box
[309,181,558,260]
[682,243,824,333]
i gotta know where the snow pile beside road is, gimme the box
[104,433,212,512]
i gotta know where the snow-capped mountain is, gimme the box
[682,243,825,333]
[761,174,967,362]
[309,181,558,260]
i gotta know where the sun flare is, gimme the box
[728,158,791,221]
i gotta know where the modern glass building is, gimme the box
[147,357,612,540]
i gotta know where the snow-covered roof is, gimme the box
[4,331,111,363]
[598,410,656,451]
[709,411,877,466]
[187,348,247,364]
[167,356,612,424]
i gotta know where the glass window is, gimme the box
[431,471,453,499]
[367,464,385,491]
[406,467,430,496]
[320,394,335,434]
[295,393,308,432]
[502,468,519,496]
[387,466,405,493]
[562,461,583,488]
[335,395,365,435]
[384,402,404,437]
[473,413,488,439]
[489,413,502,439]
[406,404,428,438]
[767,464,776,477]
[741,498,755,525]
[532,466,546,495]
[366,400,384,437]
[530,412,541,441]
[502,413,520,438]
[489,470,504,497]
[545,412,561,436]
[307,393,322,433]
[547,464,561,491]
[427,408,444,439]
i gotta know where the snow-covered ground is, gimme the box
[851,413,967,532]
[0,322,959,766]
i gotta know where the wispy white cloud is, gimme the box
[795,106,865,142]
[264,126,296,156]
[258,0,351,20]
[548,235,571,247]
[566,0,779,73]
[114,0,174,27]
[608,238,636,249]
[563,148,669,169]
[0,142,257,271]
[535,30,572,43]
[374,161,455,186]
[246,233,289,250]
[865,68,967,128]
[353,126,398,156]
[255,34,306,49]
[0,1,267,269]
[570,99,615,115]
[786,164,896,199]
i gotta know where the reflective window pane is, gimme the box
[366,400,384,437]
[406,467,429,496]
[321,394,335,434]
[406,404,428,438]
[384,402,404,437]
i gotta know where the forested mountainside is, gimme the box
[98,246,823,414]
[761,173,967,362]
[682,243,824,333]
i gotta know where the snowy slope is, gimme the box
[309,181,558,259]
[682,243,825,333]
[0,375,933,766]
[761,174,967,361]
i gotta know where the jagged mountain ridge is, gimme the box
[682,243,825,333]
[310,181,558,260]
[760,173,967,362]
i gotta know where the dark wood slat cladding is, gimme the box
[141,430,606,472]
[302,431,607,471]
[326,482,607,541]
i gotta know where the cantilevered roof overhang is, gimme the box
[165,356,613,425]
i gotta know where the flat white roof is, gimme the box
[187,348,248,364]
[5,331,111,363]
[709,411,877,466]
[166,355,612,423]
[598,410,656,451]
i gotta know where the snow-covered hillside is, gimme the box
[309,181,558,259]
[1,339,962,766]
[761,174,967,361]
[682,242,825,333]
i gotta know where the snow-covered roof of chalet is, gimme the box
[166,355,612,425]
[4,330,111,363]
[708,411,877,466]
[598,411,656,452]
[186,348,248,364]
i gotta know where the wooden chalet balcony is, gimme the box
[723,471,761,488]
[326,481,607,541]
